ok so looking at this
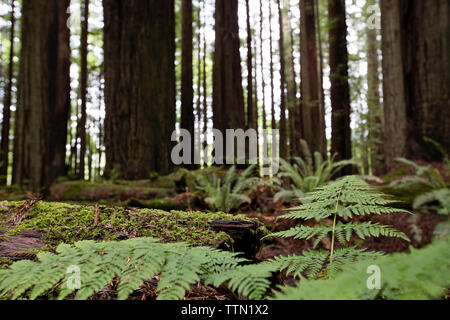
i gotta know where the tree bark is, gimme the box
[78,0,89,180]
[103,0,176,179]
[1,0,15,186]
[212,0,245,159]
[245,0,255,132]
[300,0,327,157]
[328,0,352,174]
[277,0,288,160]
[381,0,450,169]
[181,0,195,168]
[268,0,276,134]
[13,0,71,192]
[259,0,268,154]
[365,0,383,176]
[283,1,301,158]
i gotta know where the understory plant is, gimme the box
[0,237,248,300]
[272,237,450,300]
[391,158,449,214]
[274,141,354,203]
[267,175,410,278]
[194,165,263,212]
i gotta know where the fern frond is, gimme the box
[205,262,278,300]
[268,250,329,279]
[0,237,249,301]
[272,238,450,300]
[334,222,410,243]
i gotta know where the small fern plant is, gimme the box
[194,165,263,212]
[0,237,249,300]
[274,140,355,203]
[267,175,410,278]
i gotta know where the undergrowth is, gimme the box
[266,175,410,278]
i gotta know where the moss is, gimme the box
[0,258,13,269]
[0,186,28,201]
[1,201,254,249]
[124,197,187,211]
[49,180,174,202]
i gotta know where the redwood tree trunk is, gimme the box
[1,0,15,185]
[366,0,383,175]
[246,0,255,131]
[78,0,89,180]
[283,1,301,158]
[328,0,352,174]
[212,0,245,158]
[181,0,194,168]
[381,0,450,169]
[13,0,71,192]
[103,0,176,179]
[277,0,288,160]
[300,0,326,157]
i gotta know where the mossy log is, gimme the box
[0,201,264,262]
[49,180,175,202]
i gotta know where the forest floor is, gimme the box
[0,168,448,300]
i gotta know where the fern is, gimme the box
[394,158,447,190]
[274,142,355,202]
[194,165,265,212]
[266,176,410,279]
[413,189,450,215]
[0,237,246,300]
[205,262,279,300]
[272,238,450,300]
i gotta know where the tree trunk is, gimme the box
[259,0,268,154]
[246,0,255,132]
[103,0,176,179]
[181,0,195,168]
[13,0,71,192]
[381,0,450,169]
[202,2,208,153]
[212,0,245,159]
[78,0,89,180]
[300,0,326,157]
[283,1,301,158]
[328,0,352,174]
[277,0,288,160]
[365,0,383,176]
[1,0,15,186]
[268,0,276,134]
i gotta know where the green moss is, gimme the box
[2,201,254,249]
[49,181,174,202]
[0,258,13,269]
[124,197,187,210]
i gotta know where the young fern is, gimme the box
[272,238,450,300]
[0,237,247,300]
[267,176,410,278]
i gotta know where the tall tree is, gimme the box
[1,0,16,185]
[212,0,245,159]
[328,0,352,174]
[245,0,256,131]
[300,0,327,156]
[277,0,288,160]
[13,0,71,192]
[181,0,195,168]
[103,0,176,179]
[259,0,268,152]
[268,0,276,133]
[78,0,89,180]
[202,1,208,152]
[365,0,383,175]
[283,0,301,158]
[381,0,450,169]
